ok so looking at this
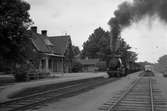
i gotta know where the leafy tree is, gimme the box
[137,61,153,69]
[71,60,82,72]
[81,27,111,60]
[72,45,80,57]
[127,51,138,62]
[81,26,138,64]
[0,0,32,70]
[112,38,138,67]
[154,55,167,73]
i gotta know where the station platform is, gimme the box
[0,72,107,103]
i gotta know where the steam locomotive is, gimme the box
[106,55,141,78]
[106,26,141,77]
[107,56,126,77]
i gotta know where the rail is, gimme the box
[106,77,141,111]
[104,77,155,111]
[150,78,154,111]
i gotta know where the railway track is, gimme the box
[99,77,167,111]
[0,77,116,111]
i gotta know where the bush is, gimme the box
[14,63,34,82]
[14,67,28,82]
[96,61,106,71]
[14,71,27,82]
[72,61,82,72]
[38,72,50,78]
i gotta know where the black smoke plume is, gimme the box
[109,0,167,29]
[109,0,167,52]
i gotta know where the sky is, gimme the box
[26,0,167,63]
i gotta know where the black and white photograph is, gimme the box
[0,0,167,111]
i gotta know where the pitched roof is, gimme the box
[31,32,51,53]
[29,31,71,56]
[78,59,99,65]
[48,36,71,55]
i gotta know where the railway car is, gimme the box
[144,65,152,72]
[106,56,141,78]
[128,62,141,73]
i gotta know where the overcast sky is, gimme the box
[26,0,167,63]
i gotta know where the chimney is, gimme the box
[41,30,47,36]
[31,26,37,33]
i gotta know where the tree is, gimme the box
[0,0,32,70]
[71,60,82,72]
[81,27,111,60]
[72,45,80,57]
[114,38,138,66]
[154,55,167,73]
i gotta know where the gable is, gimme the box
[48,35,71,55]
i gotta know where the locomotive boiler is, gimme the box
[107,55,126,77]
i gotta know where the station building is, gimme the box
[25,26,73,75]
